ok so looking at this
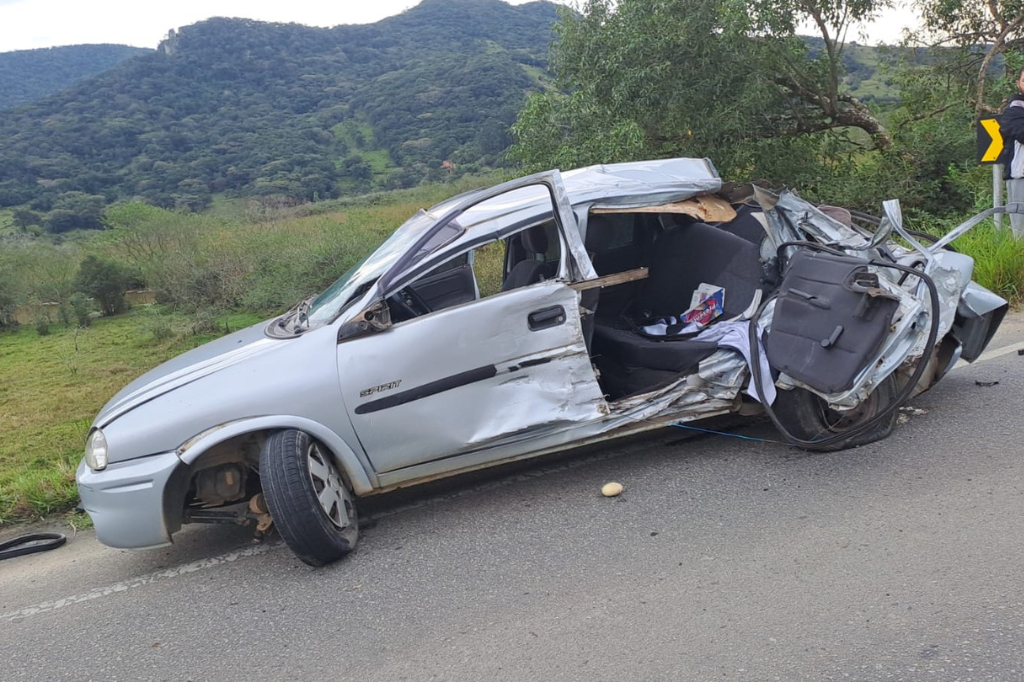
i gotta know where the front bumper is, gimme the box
[77,451,188,549]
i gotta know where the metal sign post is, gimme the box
[978,118,1005,228]
[994,164,1003,229]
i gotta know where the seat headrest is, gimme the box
[522,224,549,255]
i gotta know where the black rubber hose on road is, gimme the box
[0,532,67,560]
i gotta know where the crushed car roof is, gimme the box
[440,157,723,235]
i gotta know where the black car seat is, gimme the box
[713,203,769,245]
[640,221,765,320]
[502,225,555,291]
[591,220,767,398]
[585,213,645,319]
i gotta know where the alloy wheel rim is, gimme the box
[307,442,350,528]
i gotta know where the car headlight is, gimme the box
[84,429,108,471]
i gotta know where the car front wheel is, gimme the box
[260,429,359,565]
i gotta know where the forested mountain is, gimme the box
[0,44,152,110]
[0,0,560,221]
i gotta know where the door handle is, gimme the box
[528,305,566,331]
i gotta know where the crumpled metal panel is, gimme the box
[436,159,722,254]
[757,190,971,409]
[597,348,748,427]
[338,281,608,474]
[550,169,599,281]
[913,250,974,351]
[372,345,748,490]
[961,279,1008,316]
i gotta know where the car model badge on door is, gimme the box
[360,380,402,398]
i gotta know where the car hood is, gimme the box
[94,320,286,428]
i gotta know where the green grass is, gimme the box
[331,119,377,150]
[362,149,396,178]
[945,223,1024,304]
[0,308,262,525]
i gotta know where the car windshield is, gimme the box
[304,207,462,326]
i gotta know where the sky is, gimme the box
[0,0,920,54]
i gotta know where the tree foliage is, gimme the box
[0,268,17,330]
[0,44,150,110]
[911,0,1024,114]
[511,0,985,215]
[512,0,896,175]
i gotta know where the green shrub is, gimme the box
[68,292,93,327]
[0,288,15,331]
[33,310,52,336]
[74,255,130,316]
[142,317,176,342]
[190,309,221,335]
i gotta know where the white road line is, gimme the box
[0,543,278,623]
[956,340,1024,369]
[975,339,1024,364]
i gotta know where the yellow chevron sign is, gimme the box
[977,118,1004,164]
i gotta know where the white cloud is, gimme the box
[0,0,921,54]
[0,0,555,52]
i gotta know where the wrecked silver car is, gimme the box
[77,158,1007,565]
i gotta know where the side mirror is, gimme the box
[337,300,391,343]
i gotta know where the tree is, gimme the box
[73,255,130,316]
[341,155,373,182]
[913,0,1024,117]
[510,0,894,183]
[44,192,106,233]
[11,208,41,230]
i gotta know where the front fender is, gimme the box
[177,416,377,495]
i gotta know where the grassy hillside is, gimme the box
[0,0,559,215]
[0,44,151,110]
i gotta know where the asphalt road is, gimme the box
[2,318,1024,682]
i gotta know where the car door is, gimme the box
[405,253,478,311]
[337,175,607,476]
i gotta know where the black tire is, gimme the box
[772,374,898,452]
[260,429,359,566]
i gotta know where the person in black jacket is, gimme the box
[998,67,1024,238]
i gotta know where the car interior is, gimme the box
[582,202,772,400]
[387,219,564,322]
[386,199,777,402]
